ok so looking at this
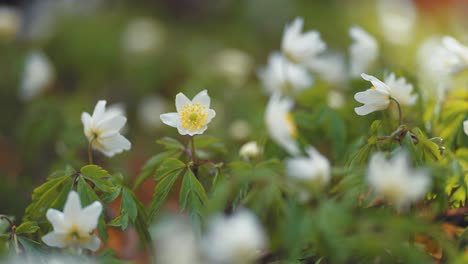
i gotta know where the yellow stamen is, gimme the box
[179,103,209,131]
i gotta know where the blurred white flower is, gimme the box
[281,17,326,64]
[327,90,345,109]
[349,26,379,78]
[42,191,102,252]
[239,141,262,161]
[367,152,431,209]
[81,100,131,157]
[464,119,468,136]
[442,36,468,73]
[138,95,169,131]
[376,0,416,45]
[384,72,418,106]
[203,210,266,264]
[258,52,313,95]
[19,51,55,101]
[354,73,417,116]
[153,217,201,264]
[307,53,347,86]
[265,93,300,155]
[285,146,330,186]
[229,119,251,141]
[212,49,253,86]
[0,6,20,39]
[122,17,165,56]
[160,90,216,136]
[354,73,391,115]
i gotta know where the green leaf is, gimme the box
[179,169,208,212]
[80,165,114,192]
[122,188,138,223]
[77,177,108,243]
[157,137,185,150]
[148,168,183,222]
[17,236,46,256]
[133,150,181,190]
[15,221,39,235]
[193,135,226,153]
[154,158,186,181]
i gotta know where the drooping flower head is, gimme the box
[265,93,300,155]
[42,191,102,252]
[285,146,331,186]
[257,52,313,95]
[367,152,431,209]
[81,100,131,157]
[281,17,326,65]
[202,209,266,264]
[349,26,379,78]
[160,90,216,136]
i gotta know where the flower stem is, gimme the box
[390,97,403,126]
[88,138,94,165]
[0,215,19,254]
[190,136,196,163]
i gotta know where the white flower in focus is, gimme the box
[122,17,165,56]
[464,119,468,136]
[160,90,216,136]
[349,26,379,78]
[203,210,266,264]
[257,52,313,95]
[19,51,55,101]
[384,72,418,106]
[265,93,300,155]
[0,6,20,39]
[153,218,201,264]
[376,0,416,45]
[42,191,102,252]
[81,100,131,157]
[239,141,262,161]
[281,17,326,64]
[285,146,330,186]
[354,73,391,115]
[442,36,468,73]
[367,152,431,209]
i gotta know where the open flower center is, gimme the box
[179,103,209,131]
[284,113,298,138]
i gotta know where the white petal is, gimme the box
[354,89,389,105]
[42,232,67,248]
[82,235,101,252]
[354,104,380,115]
[192,89,210,107]
[63,191,82,224]
[206,109,216,124]
[175,93,190,112]
[46,209,66,232]
[361,73,389,93]
[464,120,468,136]
[96,116,126,137]
[80,201,102,231]
[81,112,92,133]
[98,134,131,157]
[92,100,107,121]
[160,112,180,128]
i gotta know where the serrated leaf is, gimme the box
[148,169,183,222]
[133,150,181,190]
[179,169,208,212]
[77,177,108,243]
[193,135,226,153]
[122,188,138,223]
[154,158,186,181]
[15,221,39,235]
[80,165,114,192]
[157,137,185,150]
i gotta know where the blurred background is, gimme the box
[0,0,467,261]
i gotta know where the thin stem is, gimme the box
[0,216,19,254]
[0,215,14,228]
[390,97,403,126]
[190,136,196,163]
[88,137,94,165]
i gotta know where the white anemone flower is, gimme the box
[464,120,468,136]
[349,26,379,78]
[442,36,468,73]
[81,100,131,157]
[19,51,55,101]
[160,90,216,136]
[281,17,326,65]
[285,146,331,186]
[265,93,300,155]
[42,191,102,252]
[257,52,313,95]
[384,72,418,106]
[203,210,266,264]
[367,152,431,209]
